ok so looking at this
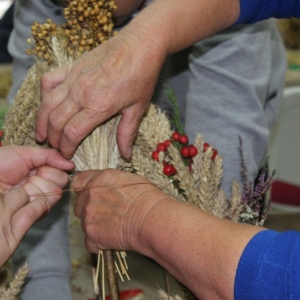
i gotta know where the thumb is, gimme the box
[71,170,102,194]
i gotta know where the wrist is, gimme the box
[125,190,171,254]
[119,5,169,62]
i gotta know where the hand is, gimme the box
[0,146,74,191]
[72,169,167,252]
[36,28,166,160]
[0,146,75,267]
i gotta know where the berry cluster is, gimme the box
[151,131,200,177]
[27,0,117,62]
[151,132,219,177]
[151,139,177,176]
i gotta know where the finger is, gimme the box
[11,197,49,243]
[2,187,30,215]
[84,235,99,253]
[41,65,68,96]
[117,105,145,160]
[36,81,69,142]
[46,97,81,149]
[35,166,69,188]
[58,108,114,159]
[24,176,63,207]
[73,191,87,218]
[14,146,75,171]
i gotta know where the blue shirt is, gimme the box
[237,0,300,24]
[235,230,300,299]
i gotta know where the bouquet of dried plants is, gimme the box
[2,0,273,299]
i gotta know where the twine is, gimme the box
[28,182,155,197]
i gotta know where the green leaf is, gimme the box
[163,85,185,135]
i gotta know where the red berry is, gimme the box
[152,150,159,161]
[0,130,3,138]
[189,145,198,157]
[163,164,177,176]
[179,134,189,144]
[172,131,181,141]
[203,143,210,152]
[212,149,218,160]
[157,142,167,152]
[164,139,172,148]
[0,141,2,146]
[180,146,191,158]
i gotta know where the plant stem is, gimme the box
[104,250,119,300]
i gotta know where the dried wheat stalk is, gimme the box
[0,264,29,300]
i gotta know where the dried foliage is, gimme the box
[26,0,117,62]
[0,264,29,300]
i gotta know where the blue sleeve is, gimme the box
[235,230,300,300]
[236,0,300,24]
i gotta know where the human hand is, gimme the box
[0,146,74,191]
[36,28,166,160]
[0,146,74,267]
[72,169,167,252]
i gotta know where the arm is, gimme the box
[0,146,74,267]
[72,169,264,300]
[36,0,240,159]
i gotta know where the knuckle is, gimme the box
[60,172,69,184]
[63,123,80,143]
[41,92,55,108]
[41,72,52,89]
[36,166,48,177]
[49,110,62,129]
[85,223,99,243]
[25,175,38,184]
[2,223,13,244]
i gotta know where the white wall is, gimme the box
[0,0,13,19]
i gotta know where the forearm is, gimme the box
[119,0,240,58]
[135,197,264,299]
